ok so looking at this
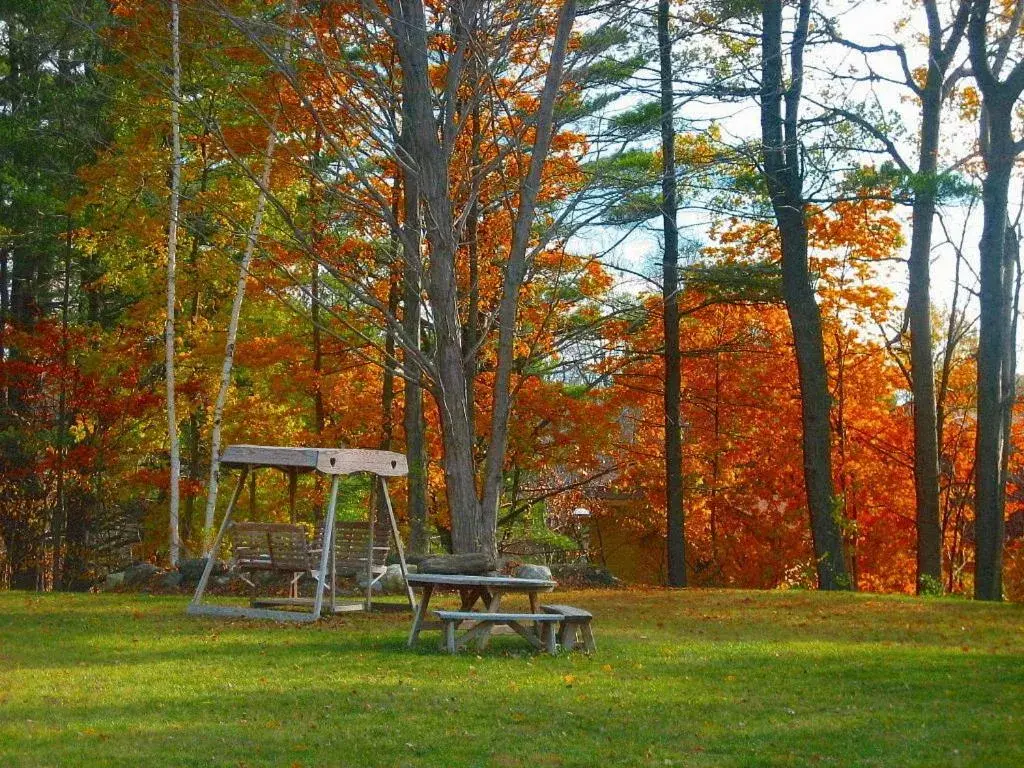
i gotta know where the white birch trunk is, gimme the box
[166,0,183,567]
[200,124,280,544]
[201,13,291,545]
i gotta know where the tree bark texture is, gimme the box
[760,0,849,590]
[659,0,686,587]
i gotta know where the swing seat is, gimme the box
[231,522,322,577]
[329,521,391,583]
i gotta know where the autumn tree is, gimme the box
[966,0,1024,600]
[758,0,849,589]
[822,1,973,593]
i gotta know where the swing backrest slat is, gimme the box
[330,521,390,577]
[231,522,318,573]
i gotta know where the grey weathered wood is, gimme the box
[406,574,555,649]
[418,552,496,574]
[190,446,417,624]
[247,597,362,613]
[541,604,595,652]
[505,620,544,651]
[540,604,592,619]
[365,486,376,611]
[219,445,408,476]
[407,574,555,589]
[231,523,320,573]
[580,623,596,653]
[189,468,249,609]
[310,475,340,619]
[407,583,434,647]
[543,622,557,655]
[433,611,560,654]
[444,619,457,653]
[560,623,576,651]
[434,611,561,622]
[380,477,417,611]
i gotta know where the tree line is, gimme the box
[1,0,1023,600]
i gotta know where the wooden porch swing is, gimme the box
[187,445,416,623]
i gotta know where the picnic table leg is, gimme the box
[528,591,540,637]
[581,622,596,653]
[476,590,503,651]
[458,588,480,611]
[407,584,433,647]
[444,620,456,653]
[543,622,558,655]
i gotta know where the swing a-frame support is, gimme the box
[187,446,417,623]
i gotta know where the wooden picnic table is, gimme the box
[405,573,556,648]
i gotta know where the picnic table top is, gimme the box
[406,573,556,590]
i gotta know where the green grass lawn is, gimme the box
[1,589,1022,767]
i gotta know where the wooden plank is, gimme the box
[248,597,364,613]
[189,468,249,610]
[543,622,558,654]
[506,620,545,650]
[433,611,562,622]
[541,604,593,619]
[315,449,408,477]
[407,574,555,589]
[380,477,418,612]
[221,444,321,469]
[310,475,340,619]
[581,623,597,653]
[407,583,434,647]
[454,620,500,649]
[559,622,577,651]
[220,445,408,477]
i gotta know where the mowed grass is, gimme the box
[1,589,1023,767]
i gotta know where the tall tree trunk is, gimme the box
[905,0,970,594]
[165,0,183,567]
[0,250,8,418]
[477,0,577,554]
[311,263,325,434]
[659,0,686,588]
[760,0,849,590]
[908,86,943,592]
[463,101,481,439]
[393,0,576,556]
[400,119,429,556]
[51,219,73,589]
[200,107,281,547]
[973,102,1013,600]
[997,223,1019,542]
[377,185,402,525]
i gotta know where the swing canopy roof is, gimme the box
[220,445,408,477]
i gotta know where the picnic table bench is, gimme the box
[434,610,563,654]
[542,604,596,652]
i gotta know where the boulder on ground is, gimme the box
[379,563,417,593]
[103,571,125,590]
[355,572,384,594]
[549,563,622,588]
[179,557,226,584]
[123,563,160,586]
[514,563,553,581]
[418,552,496,575]
[161,571,184,589]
